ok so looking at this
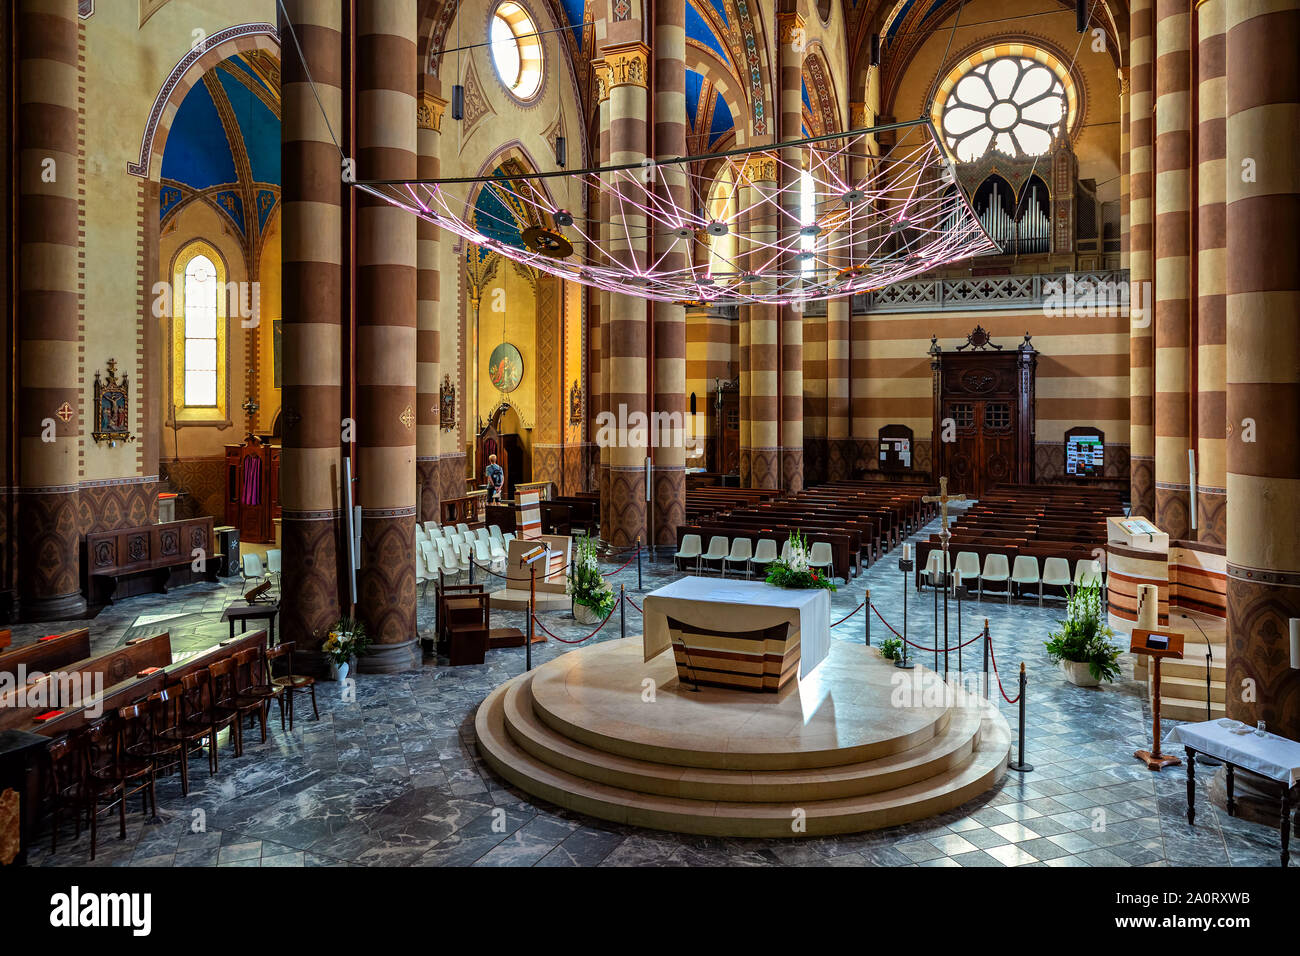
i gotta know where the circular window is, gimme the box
[489,2,544,101]
[939,55,1070,162]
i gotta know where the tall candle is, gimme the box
[903,543,911,561]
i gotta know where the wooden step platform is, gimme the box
[474,637,1011,837]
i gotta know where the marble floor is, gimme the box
[10,515,1283,868]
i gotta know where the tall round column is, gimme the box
[1153,0,1193,538]
[1223,0,1300,738]
[16,0,85,620]
[592,60,610,538]
[826,232,850,480]
[777,13,804,492]
[280,0,345,665]
[602,43,650,546]
[354,0,419,671]
[1128,0,1156,518]
[1195,0,1227,543]
[416,87,447,524]
[743,153,780,490]
[651,1,687,546]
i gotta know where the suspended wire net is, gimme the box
[354,119,997,305]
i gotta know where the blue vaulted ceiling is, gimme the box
[686,68,734,150]
[160,53,280,250]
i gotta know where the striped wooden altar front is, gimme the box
[667,616,799,692]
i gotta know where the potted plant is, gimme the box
[568,536,615,626]
[878,636,903,662]
[323,616,370,681]
[764,531,837,592]
[1044,581,1120,686]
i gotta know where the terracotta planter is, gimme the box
[1061,659,1101,687]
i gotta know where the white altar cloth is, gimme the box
[641,576,831,680]
[1165,720,1300,787]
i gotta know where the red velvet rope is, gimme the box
[987,638,1022,704]
[600,551,639,577]
[531,596,620,644]
[831,601,866,627]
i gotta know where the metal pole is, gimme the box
[956,572,963,673]
[620,583,626,640]
[526,564,536,672]
[898,556,914,669]
[637,537,642,590]
[942,566,950,680]
[982,620,990,701]
[1008,662,1033,772]
[864,588,871,646]
[469,553,474,585]
[932,567,939,672]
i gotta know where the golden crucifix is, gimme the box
[922,476,967,537]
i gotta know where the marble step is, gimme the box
[476,680,1012,838]
[1152,673,1225,704]
[501,673,985,803]
[1159,695,1226,722]
[1134,649,1225,682]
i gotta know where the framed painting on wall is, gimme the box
[488,342,524,393]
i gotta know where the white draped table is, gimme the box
[641,577,831,689]
[1165,720,1300,866]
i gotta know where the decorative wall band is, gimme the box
[1226,565,1300,589]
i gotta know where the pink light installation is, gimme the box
[355,120,997,305]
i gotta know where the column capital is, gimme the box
[1117,66,1130,96]
[592,58,611,102]
[740,150,779,185]
[602,42,649,90]
[418,91,448,131]
[849,101,869,129]
[777,12,806,45]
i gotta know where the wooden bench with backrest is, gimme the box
[83,516,219,605]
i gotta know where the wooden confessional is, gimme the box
[930,327,1038,498]
[225,435,281,543]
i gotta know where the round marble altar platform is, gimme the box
[475,638,1011,838]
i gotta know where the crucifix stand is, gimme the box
[922,477,967,678]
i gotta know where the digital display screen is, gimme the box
[1066,433,1104,476]
[1146,635,1168,650]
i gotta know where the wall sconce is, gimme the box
[555,136,566,168]
[452,84,465,120]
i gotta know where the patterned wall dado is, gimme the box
[160,457,225,522]
[17,491,81,602]
[532,444,563,494]
[279,513,342,660]
[439,455,467,503]
[1130,456,1154,518]
[605,466,647,547]
[417,459,439,524]
[1226,572,1300,740]
[803,438,828,486]
[1197,490,1227,547]
[76,476,158,535]
[749,448,780,490]
[1155,484,1191,542]
[356,514,417,657]
[652,468,685,547]
[781,448,804,493]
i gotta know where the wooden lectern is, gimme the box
[1131,627,1185,770]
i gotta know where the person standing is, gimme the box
[484,454,505,502]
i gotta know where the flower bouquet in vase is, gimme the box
[323,617,370,681]
[568,536,615,625]
[765,531,836,591]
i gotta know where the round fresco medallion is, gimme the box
[488,342,524,393]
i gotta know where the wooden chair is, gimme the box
[44,735,86,853]
[262,645,294,731]
[123,692,184,796]
[83,714,154,860]
[232,646,278,747]
[269,641,318,731]
[199,662,243,765]
[151,684,211,796]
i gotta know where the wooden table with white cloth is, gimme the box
[641,577,831,692]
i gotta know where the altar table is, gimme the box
[641,577,831,691]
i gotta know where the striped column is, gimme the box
[652,3,687,546]
[602,43,650,547]
[594,60,611,538]
[281,0,345,666]
[416,87,446,524]
[16,0,84,620]
[1195,0,1227,544]
[826,232,850,480]
[354,0,419,672]
[1153,0,1193,539]
[742,153,780,490]
[1128,0,1156,518]
[1120,68,1130,272]
[1223,0,1300,739]
[777,13,804,492]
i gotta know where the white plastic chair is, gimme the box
[1011,555,1041,604]
[750,539,779,575]
[701,536,729,575]
[808,541,835,582]
[953,551,982,592]
[489,524,504,542]
[456,522,470,535]
[725,538,753,578]
[781,540,794,562]
[674,533,702,572]
[474,537,502,574]
[423,520,439,536]
[980,553,1012,603]
[241,552,266,587]
[1041,557,1072,600]
[1074,558,1103,589]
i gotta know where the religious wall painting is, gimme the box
[488,342,524,393]
[439,374,457,431]
[92,359,135,446]
[272,318,282,388]
[569,379,584,426]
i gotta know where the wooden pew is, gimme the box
[0,628,92,677]
[84,516,219,605]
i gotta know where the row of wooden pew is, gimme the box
[677,480,939,582]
